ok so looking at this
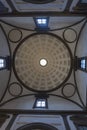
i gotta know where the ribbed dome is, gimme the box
[13,33,72,92]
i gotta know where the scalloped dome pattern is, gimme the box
[14,34,71,92]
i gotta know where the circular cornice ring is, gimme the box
[23,0,55,4]
[62,83,76,98]
[8,82,23,97]
[13,33,73,92]
[63,28,77,43]
[8,29,22,43]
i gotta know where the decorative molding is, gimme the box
[0,12,87,17]
[16,122,58,130]
[8,28,23,43]
[23,0,55,4]
[63,28,77,43]
[8,82,23,97]
[61,83,76,98]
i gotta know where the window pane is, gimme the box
[37,19,42,24]
[36,101,41,107]
[81,59,86,69]
[42,19,47,24]
[37,18,47,25]
[42,101,46,107]
[0,59,4,64]
[0,64,4,68]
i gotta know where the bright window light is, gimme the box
[81,59,86,69]
[37,101,41,107]
[36,99,46,108]
[40,59,47,67]
[37,18,47,25]
[42,101,45,107]
[42,19,47,24]
[37,19,41,24]
[0,59,5,69]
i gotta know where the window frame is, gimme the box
[0,56,11,70]
[34,17,49,31]
[75,56,87,72]
[33,97,48,109]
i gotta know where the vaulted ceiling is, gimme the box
[0,0,87,16]
[0,0,87,112]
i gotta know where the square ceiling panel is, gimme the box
[11,0,68,12]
